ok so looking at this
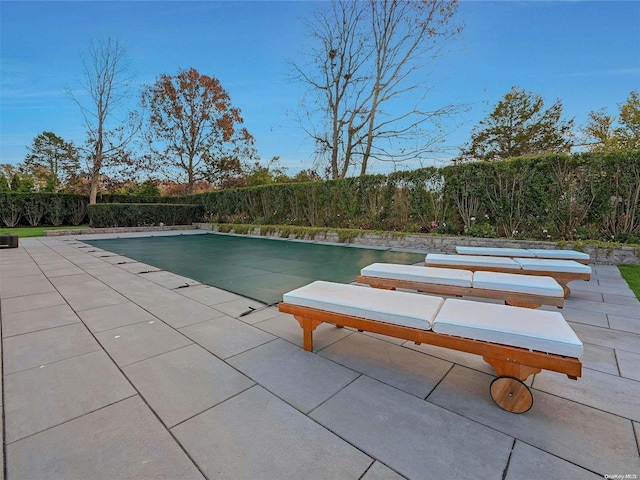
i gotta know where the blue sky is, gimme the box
[1,0,639,176]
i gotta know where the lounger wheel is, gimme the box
[490,376,533,414]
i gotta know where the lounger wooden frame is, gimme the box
[356,275,565,309]
[422,263,590,298]
[279,302,582,412]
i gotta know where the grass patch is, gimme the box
[619,264,640,301]
[0,225,90,238]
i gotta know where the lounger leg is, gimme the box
[483,357,540,413]
[561,284,571,298]
[294,316,322,351]
[482,357,541,381]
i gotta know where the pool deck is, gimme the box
[1,231,639,479]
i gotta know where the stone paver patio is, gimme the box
[0,230,639,479]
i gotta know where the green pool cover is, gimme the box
[85,233,425,305]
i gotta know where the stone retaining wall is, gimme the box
[44,225,196,236]
[200,224,639,265]
[44,223,639,265]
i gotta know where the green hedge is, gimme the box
[194,151,640,243]
[88,203,205,228]
[0,193,89,227]
[0,193,171,228]
[192,167,448,232]
[1,151,638,243]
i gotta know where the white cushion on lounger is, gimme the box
[282,280,442,330]
[361,263,473,288]
[472,272,564,297]
[528,249,590,261]
[514,258,592,274]
[426,253,521,270]
[456,246,534,257]
[433,298,583,358]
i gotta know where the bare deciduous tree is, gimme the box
[294,0,462,179]
[68,38,138,203]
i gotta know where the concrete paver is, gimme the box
[361,462,406,480]
[504,441,602,480]
[4,350,136,443]
[6,396,204,480]
[428,365,640,475]
[228,338,359,413]
[3,323,101,374]
[95,319,192,367]
[532,367,640,421]
[580,342,619,375]
[0,274,55,298]
[143,297,226,328]
[254,312,355,351]
[1,232,639,479]
[179,315,276,359]
[609,313,640,334]
[1,303,80,337]
[617,350,640,381]
[78,301,158,333]
[311,375,514,479]
[319,333,452,398]
[0,291,66,315]
[173,385,373,480]
[123,344,254,427]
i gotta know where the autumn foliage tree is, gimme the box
[141,68,256,193]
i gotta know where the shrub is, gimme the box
[88,203,204,228]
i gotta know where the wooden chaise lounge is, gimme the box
[279,281,582,414]
[357,263,564,309]
[425,254,592,298]
[455,246,590,265]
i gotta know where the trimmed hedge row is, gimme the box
[1,151,638,243]
[190,151,640,243]
[0,193,169,228]
[88,203,204,228]
[0,193,88,227]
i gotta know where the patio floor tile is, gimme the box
[123,344,254,427]
[179,315,275,359]
[608,314,640,335]
[616,350,640,382]
[505,441,602,480]
[310,375,513,480]
[78,301,158,333]
[0,291,66,315]
[533,367,640,421]
[570,322,640,354]
[319,333,452,398]
[4,350,136,443]
[172,385,372,480]
[6,396,204,480]
[361,462,405,480]
[1,303,80,337]
[427,365,640,475]
[228,338,359,413]
[174,284,242,305]
[0,274,54,299]
[143,298,226,328]
[580,343,619,375]
[95,320,192,367]
[3,323,100,375]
